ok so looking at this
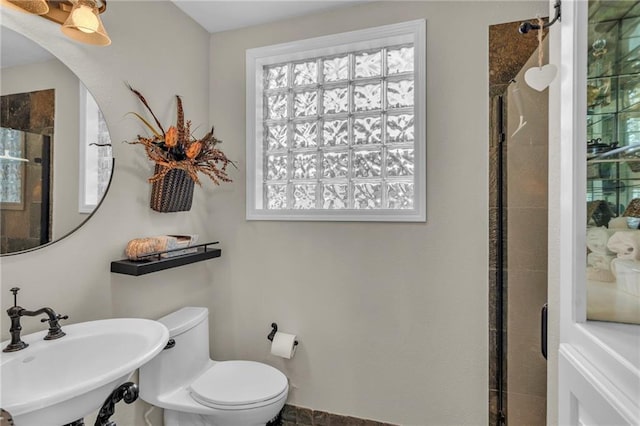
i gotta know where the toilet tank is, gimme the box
[139,307,211,403]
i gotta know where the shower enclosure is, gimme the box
[489,20,549,426]
[0,127,51,253]
[490,3,640,423]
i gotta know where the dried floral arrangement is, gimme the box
[126,85,234,185]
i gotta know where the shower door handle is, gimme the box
[541,303,548,360]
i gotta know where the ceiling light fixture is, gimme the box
[61,0,110,45]
[0,0,110,46]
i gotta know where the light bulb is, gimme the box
[72,4,99,33]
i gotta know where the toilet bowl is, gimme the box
[139,307,288,426]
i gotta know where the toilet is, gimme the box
[139,307,289,426]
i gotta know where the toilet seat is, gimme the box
[188,360,289,410]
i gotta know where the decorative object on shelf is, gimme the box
[587,138,618,157]
[587,200,615,227]
[111,241,221,276]
[586,143,640,174]
[607,230,640,261]
[619,144,640,172]
[622,198,640,217]
[127,85,234,212]
[124,234,198,261]
[1,0,111,46]
[587,138,618,178]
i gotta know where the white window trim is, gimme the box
[246,19,426,222]
[78,83,92,213]
[78,83,111,214]
[78,82,97,213]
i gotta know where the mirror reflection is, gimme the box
[0,25,113,255]
[585,0,640,325]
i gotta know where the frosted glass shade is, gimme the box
[0,0,49,15]
[61,0,111,46]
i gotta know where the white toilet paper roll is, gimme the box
[270,331,298,359]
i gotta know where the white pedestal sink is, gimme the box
[0,318,169,426]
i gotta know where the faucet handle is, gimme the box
[41,312,68,340]
[9,287,20,307]
[40,314,68,323]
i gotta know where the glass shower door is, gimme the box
[0,127,51,253]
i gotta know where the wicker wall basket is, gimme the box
[150,164,194,212]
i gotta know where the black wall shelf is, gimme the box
[111,242,221,276]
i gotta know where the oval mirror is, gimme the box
[0,25,113,255]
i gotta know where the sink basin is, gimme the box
[0,318,169,426]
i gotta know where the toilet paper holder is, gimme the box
[267,323,298,346]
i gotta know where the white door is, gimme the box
[551,0,640,424]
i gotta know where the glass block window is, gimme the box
[0,127,24,206]
[79,83,112,213]
[247,20,426,221]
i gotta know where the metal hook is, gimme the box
[267,323,278,342]
[519,0,561,34]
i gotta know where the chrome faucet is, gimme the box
[3,287,68,353]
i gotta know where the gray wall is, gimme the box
[208,2,546,424]
[1,2,212,424]
[1,1,547,425]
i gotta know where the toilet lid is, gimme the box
[189,361,288,407]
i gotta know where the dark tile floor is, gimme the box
[272,405,397,426]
